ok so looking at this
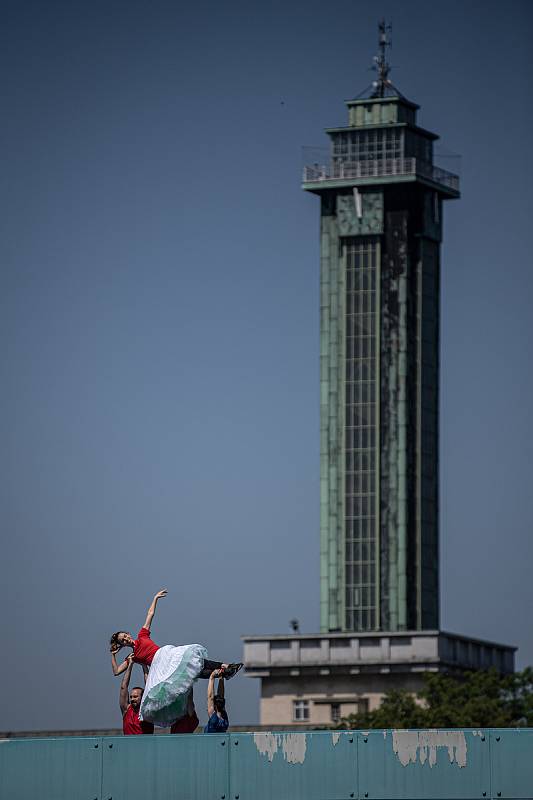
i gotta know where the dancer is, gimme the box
[204,668,229,733]
[118,654,154,735]
[109,589,242,727]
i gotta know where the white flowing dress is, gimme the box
[139,643,207,727]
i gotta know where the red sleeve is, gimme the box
[137,627,150,639]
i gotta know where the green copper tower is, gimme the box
[303,23,460,634]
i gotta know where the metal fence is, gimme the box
[302,158,460,192]
[0,728,531,799]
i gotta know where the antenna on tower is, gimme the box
[371,19,393,98]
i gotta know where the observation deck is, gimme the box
[302,156,460,197]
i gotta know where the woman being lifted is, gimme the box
[110,589,242,728]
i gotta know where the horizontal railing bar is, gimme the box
[302,157,459,191]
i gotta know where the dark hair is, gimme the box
[214,695,226,715]
[130,687,144,693]
[109,631,127,650]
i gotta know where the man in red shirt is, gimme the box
[169,688,199,734]
[119,655,154,735]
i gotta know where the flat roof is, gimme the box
[241,629,517,651]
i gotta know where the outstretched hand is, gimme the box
[154,589,168,600]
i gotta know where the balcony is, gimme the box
[302,157,460,195]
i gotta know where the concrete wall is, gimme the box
[260,673,425,726]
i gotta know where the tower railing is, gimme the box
[302,157,459,192]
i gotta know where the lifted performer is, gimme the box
[109,589,242,728]
[118,654,154,735]
[204,668,229,733]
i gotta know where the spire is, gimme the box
[371,19,392,98]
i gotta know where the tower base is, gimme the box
[242,630,516,727]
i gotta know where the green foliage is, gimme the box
[336,668,533,730]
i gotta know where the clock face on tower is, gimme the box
[336,192,384,237]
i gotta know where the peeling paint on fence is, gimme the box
[281,733,307,764]
[331,732,341,746]
[253,733,279,762]
[253,732,307,765]
[392,730,467,768]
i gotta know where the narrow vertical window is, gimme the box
[344,237,378,631]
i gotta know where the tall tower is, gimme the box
[303,23,460,634]
[243,27,515,727]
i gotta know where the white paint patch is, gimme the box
[331,732,341,746]
[282,733,307,764]
[253,733,279,763]
[392,730,467,769]
[383,730,387,739]
[253,733,307,765]
[392,730,419,766]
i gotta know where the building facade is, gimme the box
[243,631,515,727]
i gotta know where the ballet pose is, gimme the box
[110,589,242,727]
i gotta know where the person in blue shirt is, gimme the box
[204,668,229,733]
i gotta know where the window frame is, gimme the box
[292,699,310,722]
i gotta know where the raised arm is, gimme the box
[142,664,150,686]
[217,675,225,700]
[142,589,167,631]
[119,656,134,714]
[111,647,132,677]
[207,671,217,717]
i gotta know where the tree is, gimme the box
[336,668,533,729]
[501,667,533,726]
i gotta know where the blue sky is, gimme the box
[1,0,531,728]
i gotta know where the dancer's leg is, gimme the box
[199,660,243,679]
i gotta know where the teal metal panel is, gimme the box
[1,729,532,799]
[358,729,490,799]
[229,731,358,800]
[0,736,102,800]
[490,729,533,799]
[101,734,229,800]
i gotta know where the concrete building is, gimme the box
[243,23,516,726]
[243,631,516,727]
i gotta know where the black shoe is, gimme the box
[221,663,243,679]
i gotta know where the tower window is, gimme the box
[331,703,341,723]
